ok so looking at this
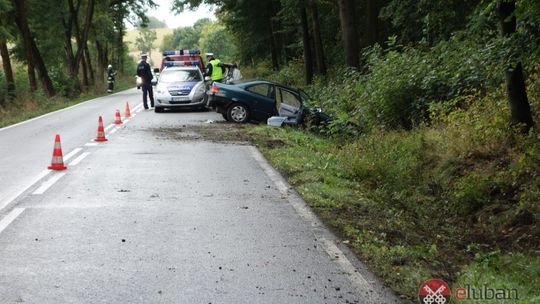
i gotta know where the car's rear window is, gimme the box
[160,70,201,83]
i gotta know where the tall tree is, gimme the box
[300,6,313,84]
[337,0,359,68]
[365,0,380,46]
[310,0,326,75]
[497,0,534,131]
[0,0,15,100]
[12,0,55,97]
[0,41,15,101]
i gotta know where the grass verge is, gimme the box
[0,76,134,129]
[242,106,539,303]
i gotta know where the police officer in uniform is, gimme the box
[136,53,154,109]
[205,53,225,82]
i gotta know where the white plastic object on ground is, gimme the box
[267,116,287,127]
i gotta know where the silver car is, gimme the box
[154,66,206,112]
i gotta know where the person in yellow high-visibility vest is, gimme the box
[205,53,225,82]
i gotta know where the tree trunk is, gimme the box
[81,49,89,88]
[505,63,534,130]
[310,0,326,75]
[96,40,107,84]
[337,0,359,68]
[498,0,534,132]
[84,44,95,85]
[12,0,55,97]
[30,40,56,97]
[62,4,78,81]
[73,0,95,73]
[300,7,313,85]
[0,40,16,100]
[28,60,37,92]
[267,15,279,70]
[366,0,379,46]
[116,26,124,73]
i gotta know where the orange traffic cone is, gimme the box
[114,109,123,124]
[125,102,131,118]
[48,134,67,170]
[94,116,108,142]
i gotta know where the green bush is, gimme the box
[306,37,505,134]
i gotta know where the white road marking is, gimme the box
[319,238,372,290]
[109,127,119,135]
[123,118,131,124]
[0,88,138,133]
[85,142,99,147]
[32,172,66,195]
[0,208,25,234]
[0,170,50,211]
[68,152,90,166]
[104,124,115,132]
[248,146,374,293]
[63,148,83,162]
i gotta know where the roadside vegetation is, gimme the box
[200,0,540,301]
[0,0,157,127]
[0,73,134,128]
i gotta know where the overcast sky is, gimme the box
[148,0,216,28]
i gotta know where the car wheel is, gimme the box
[227,103,249,123]
[154,107,163,113]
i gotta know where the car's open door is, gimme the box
[276,87,302,125]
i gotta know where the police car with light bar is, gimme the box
[154,64,207,112]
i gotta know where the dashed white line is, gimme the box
[0,208,25,234]
[63,147,83,162]
[0,170,50,211]
[32,173,66,195]
[104,124,115,132]
[68,152,90,166]
[85,142,99,147]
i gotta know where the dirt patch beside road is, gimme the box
[149,122,251,144]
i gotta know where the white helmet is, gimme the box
[108,64,112,69]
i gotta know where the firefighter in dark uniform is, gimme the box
[107,65,116,93]
[136,53,154,109]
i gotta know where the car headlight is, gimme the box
[156,86,166,95]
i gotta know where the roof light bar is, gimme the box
[162,49,201,56]
[163,61,201,67]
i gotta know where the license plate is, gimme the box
[171,97,188,102]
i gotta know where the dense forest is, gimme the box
[1,0,539,301]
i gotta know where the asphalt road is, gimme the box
[0,89,400,303]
